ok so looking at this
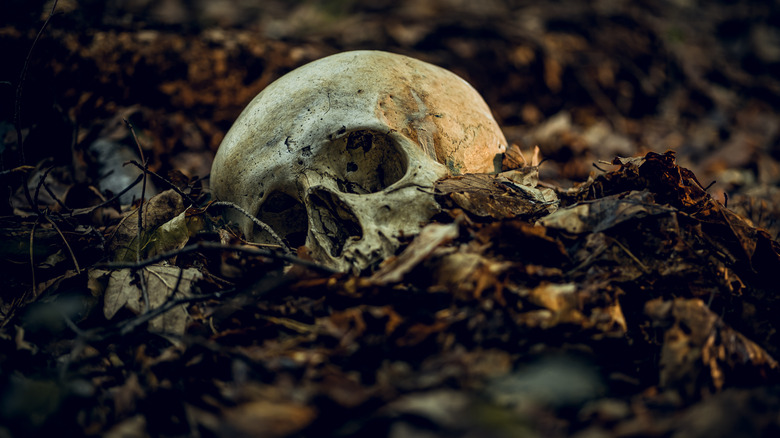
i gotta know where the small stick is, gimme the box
[42,178,71,213]
[0,165,34,177]
[33,166,53,209]
[209,201,291,255]
[137,159,148,250]
[170,265,185,298]
[125,160,198,206]
[14,0,59,166]
[124,119,146,164]
[116,285,242,337]
[98,241,338,274]
[43,212,81,274]
[62,285,239,341]
[13,0,59,210]
[124,119,151,311]
[34,166,71,213]
[608,236,649,274]
[68,174,143,218]
[29,216,41,297]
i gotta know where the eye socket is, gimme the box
[325,130,407,194]
[253,191,308,249]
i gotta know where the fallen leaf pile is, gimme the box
[1,150,779,437]
[3,1,780,436]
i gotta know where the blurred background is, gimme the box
[2,0,779,233]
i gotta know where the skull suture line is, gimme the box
[211,50,507,271]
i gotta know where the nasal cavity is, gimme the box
[307,189,363,258]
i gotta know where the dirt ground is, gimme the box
[1,1,780,437]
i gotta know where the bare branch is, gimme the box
[125,160,198,206]
[98,241,339,275]
[43,212,81,274]
[209,201,292,255]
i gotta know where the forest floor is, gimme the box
[2,1,780,437]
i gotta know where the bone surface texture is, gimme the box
[211,50,507,271]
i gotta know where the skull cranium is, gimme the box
[211,50,507,271]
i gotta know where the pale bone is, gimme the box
[211,50,507,271]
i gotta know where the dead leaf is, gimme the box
[435,171,557,220]
[370,222,459,285]
[646,298,779,397]
[539,190,671,234]
[103,415,146,438]
[527,282,578,314]
[103,265,202,335]
[143,208,205,258]
[110,373,145,417]
[107,190,185,261]
[220,400,316,438]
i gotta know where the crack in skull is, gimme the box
[211,51,507,271]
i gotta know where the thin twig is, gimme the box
[118,286,240,336]
[607,236,650,274]
[43,212,81,274]
[209,201,291,255]
[171,265,185,298]
[59,309,87,337]
[124,119,151,311]
[114,269,294,339]
[61,286,238,341]
[29,216,40,297]
[14,0,59,165]
[124,118,146,164]
[98,241,338,274]
[42,176,71,213]
[20,169,36,213]
[122,123,149,252]
[116,267,187,337]
[62,267,299,346]
[0,165,34,177]
[125,160,198,206]
[34,166,71,213]
[137,159,148,258]
[14,0,59,209]
[68,173,143,217]
[134,268,151,313]
[33,165,53,208]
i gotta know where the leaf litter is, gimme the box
[3,147,778,437]
[4,1,780,437]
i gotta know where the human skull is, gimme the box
[211,50,506,271]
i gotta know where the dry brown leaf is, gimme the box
[107,190,185,261]
[103,265,202,335]
[646,298,779,397]
[370,222,459,285]
[221,400,316,438]
[539,190,670,234]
